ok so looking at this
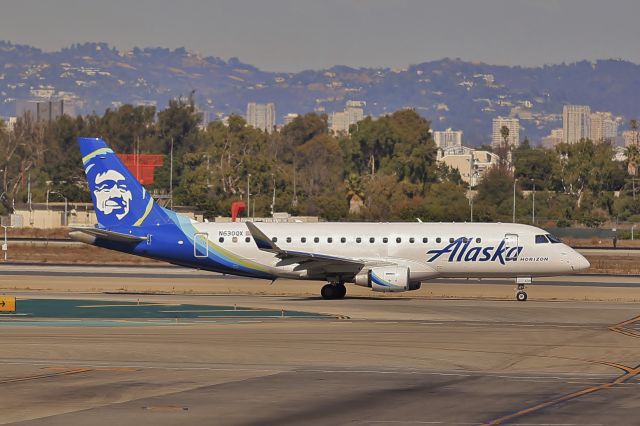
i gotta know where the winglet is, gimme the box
[246,222,281,253]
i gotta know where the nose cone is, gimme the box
[574,253,590,271]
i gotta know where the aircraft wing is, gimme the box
[245,222,369,272]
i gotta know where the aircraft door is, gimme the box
[504,233,519,252]
[194,233,209,258]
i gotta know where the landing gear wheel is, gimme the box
[516,291,528,302]
[321,283,346,300]
[336,283,346,299]
[321,284,337,300]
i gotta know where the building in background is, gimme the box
[590,111,618,143]
[623,130,640,147]
[1,116,17,131]
[246,102,276,133]
[329,101,365,133]
[283,113,299,126]
[541,128,564,148]
[436,146,499,187]
[433,128,463,149]
[15,99,75,122]
[200,110,213,128]
[563,105,590,144]
[491,117,520,148]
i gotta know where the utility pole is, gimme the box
[247,173,251,219]
[169,137,174,209]
[27,173,32,212]
[271,173,276,217]
[292,164,298,208]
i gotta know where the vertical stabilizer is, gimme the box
[78,137,170,228]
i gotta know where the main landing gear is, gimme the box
[321,283,346,300]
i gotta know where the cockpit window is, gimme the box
[535,234,549,244]
[546,234,562,244]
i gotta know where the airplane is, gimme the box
[70,137,590,301]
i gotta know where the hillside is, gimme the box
[1,41,639,145]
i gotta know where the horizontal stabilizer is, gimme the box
[69,227,147,244]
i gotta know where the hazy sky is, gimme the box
[1,0,639,71]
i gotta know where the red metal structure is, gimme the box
[118,154,164,185]
[231,201,246,222]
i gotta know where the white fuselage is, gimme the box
[191,221,589,281]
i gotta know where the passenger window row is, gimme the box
[217,236,483,244]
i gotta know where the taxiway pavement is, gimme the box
[1,266,640,425]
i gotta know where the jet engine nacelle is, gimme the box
[354,266,421,292]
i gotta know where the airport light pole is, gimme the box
[513,178,518,223]
[467,190,474,223]
[531,180,536,225]
[49,191,68,226]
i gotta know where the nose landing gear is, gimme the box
[321,283,346,300]
[515,277,531,301]
[516,288,528,301]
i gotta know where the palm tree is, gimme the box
[495,125,511,167]
[625,145,640,176]
[631,119,639,146]
[500,125,510,148]
[345,173,365,214]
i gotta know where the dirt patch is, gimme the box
[8,243,159,264]
[583,254,640,275]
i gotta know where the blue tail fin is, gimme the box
[78,137,170,228]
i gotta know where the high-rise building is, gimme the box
[433,128,463,149]
[246,102,276,133]
[602,117,619,143]
[491,117,520,148]
[563,105,590,144]
[436,146,499,187]
[16,99,75,122]
[329,101,365,133]
[283,113,299,126]
[590,112,618,143]
[623,130,640,147]
[541,128,564,149]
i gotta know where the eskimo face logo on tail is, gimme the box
[93,170,133,220]
[426,237,522,266]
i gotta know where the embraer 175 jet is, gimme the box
[70,137,590,301]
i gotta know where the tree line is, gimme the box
[1,98,639,227]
